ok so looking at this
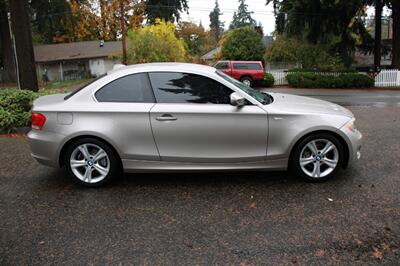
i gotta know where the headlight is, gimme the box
[344,118,356,132]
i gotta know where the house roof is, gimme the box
[34,41,122,63]
[201,47,221,60]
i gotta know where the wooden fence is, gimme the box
[374,69,400,87]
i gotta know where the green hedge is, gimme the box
[289,68,357,73]
[286,72,374,88]
[262,73,275,87]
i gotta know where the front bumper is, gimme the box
[338,126,362,167]
[27,130,66,167]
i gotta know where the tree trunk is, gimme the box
[392,1,400,69]
[0,0,16,83]
[9,0,38,91]
[374,0,382,72]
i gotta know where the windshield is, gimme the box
[216,71,272,105]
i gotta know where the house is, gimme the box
[34,40,122,81]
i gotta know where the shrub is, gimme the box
[262,73,275,87]
[286,73,374,88]
[265,36,346,71]
[0,89,38,132]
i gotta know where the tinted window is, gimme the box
[95,73,154,103]
[215,62,229,69]
[148,72,233,104]
[233,63,262,70]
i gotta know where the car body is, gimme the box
[28,63,362,186]
[214,61,264,87]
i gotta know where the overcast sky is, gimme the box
[181,0,276,35]
[181,1,384,36]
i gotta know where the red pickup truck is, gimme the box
[214,61,264,87]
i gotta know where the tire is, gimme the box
[64,138,121,187]
[290,133,344,182]
[240,76,253,87]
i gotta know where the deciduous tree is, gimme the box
[126,19,186,63]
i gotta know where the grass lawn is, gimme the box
[40,78,93,92]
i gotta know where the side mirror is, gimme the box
[230,92,245,107]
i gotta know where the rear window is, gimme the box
[232,63,262,70]
[95,73,155,103]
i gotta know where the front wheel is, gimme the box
[64,138,120,187]
[291,133,344,182]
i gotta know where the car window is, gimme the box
[95,73,155,103]
[148,72,233,104]
[215,62,229,70]
[233,63,262,70]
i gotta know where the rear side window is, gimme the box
[148,72,233,104]
[215,62,229,70]
[233,63,262,70]
[95,73,154,103]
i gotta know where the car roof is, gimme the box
[107,62,216,75]
[217,60,262,64]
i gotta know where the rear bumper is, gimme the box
[27,130,65,167]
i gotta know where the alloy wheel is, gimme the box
[299,139,339,178]
[70,143,110,184]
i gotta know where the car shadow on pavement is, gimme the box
[47,165,354,191]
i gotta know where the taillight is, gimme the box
[31,112,46,130]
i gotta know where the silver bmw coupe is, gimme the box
[28,63,362,187]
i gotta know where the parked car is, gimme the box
[214,60,264,87]
[28,63,362,187]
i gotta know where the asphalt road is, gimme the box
[1,106,400,265]
[265,88,400,107]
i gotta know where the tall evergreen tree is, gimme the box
[0,0,16,83]
[30,0,73,43]
[145,0,188,24]
[9,0,38,91]
[229,0,256,29]
[209,0,224,44]
[391,0,400,68]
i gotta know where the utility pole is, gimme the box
[7,12,20,89]
[120,0,127,65]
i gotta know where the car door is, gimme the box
[148,72,268,163]
[94,73,159,161]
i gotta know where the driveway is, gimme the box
[0,105,399,264]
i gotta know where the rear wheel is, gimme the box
[64,138,120,187]
[291,133,344,182]
[240,76,253,87]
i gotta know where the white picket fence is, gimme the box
[375,69,400,87]
[268,69,400,87]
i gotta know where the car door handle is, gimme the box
[156,114,177,121]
